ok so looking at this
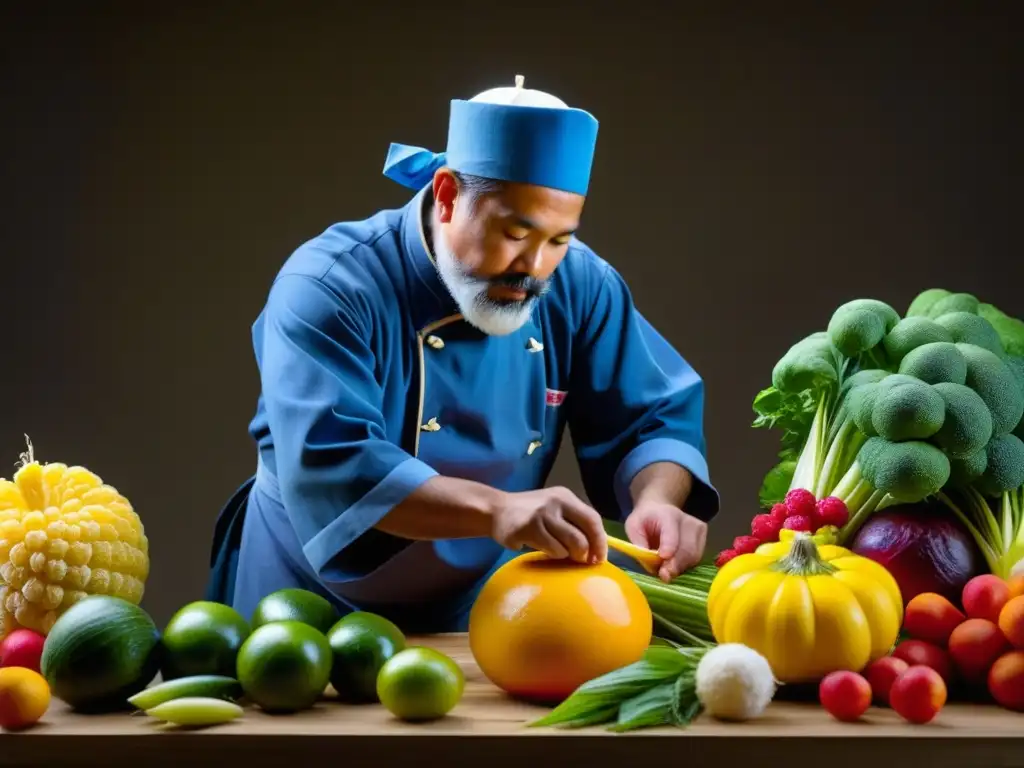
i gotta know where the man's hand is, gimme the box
[490,487,609,564]
[625,503,707,581]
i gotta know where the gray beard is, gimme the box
[426,218,540,337]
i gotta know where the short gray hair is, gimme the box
[452,171,504,208]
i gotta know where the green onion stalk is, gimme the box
[624,564,717,647]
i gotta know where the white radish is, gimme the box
[694,643,777,721]
[145,696,245,727]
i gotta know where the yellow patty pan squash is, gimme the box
[707,532,903,683]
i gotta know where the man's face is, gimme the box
[431,171,585,336]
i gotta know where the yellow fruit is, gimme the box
[707,532,903,684]
[468,551,652,703]
[0,437,149,639]
[0,666,51,730]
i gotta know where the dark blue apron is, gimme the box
[204,475,256,605]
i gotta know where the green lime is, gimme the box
[236,620,332,713]
[327,612,406,702]
[376,646,465,722]
[161,601,251,680]
[251,588,338,634]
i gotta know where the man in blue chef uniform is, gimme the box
[205,76,721,633]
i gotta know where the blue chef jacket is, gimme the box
[205,186,720,633]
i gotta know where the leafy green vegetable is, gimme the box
[758,459,797,508]
[528,647,709,732]
[939,486,1024,578]
[979,303,1024,357]
[751,288,1024,549]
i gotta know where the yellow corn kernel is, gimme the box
[89,568,109,593]
[0,481,22,510]
[61,498,82,516]
[0,438,150,638]
[24,530,47,552]
[0,520,25,542]
[22,511,46,531]
[9,543,28,568]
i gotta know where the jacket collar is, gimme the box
[399,186,462,330]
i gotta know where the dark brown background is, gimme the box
[1,3,1020,627]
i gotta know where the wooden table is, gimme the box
[3,634,1024,768]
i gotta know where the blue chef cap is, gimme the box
[382,75,600,197]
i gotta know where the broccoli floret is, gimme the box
[975,434,1024,497]
[959,343,1024,436]
[841,368,891,393]
[935,311,1005,357]
[846,374,917,437]
[771,331,841,394]
[826,369,892,447]
[827,299,900,358]
[859,437,951,502]
[848,382,881,437]
[928,292,981,318]
[882,317,954,364]
[871,379,946,441]
[979,303,1024,357]
[930,382,994,458]
[906,288,951,318]
[948,447,988,488]
[898,341,968,385]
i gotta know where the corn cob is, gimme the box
[0,436,149,638]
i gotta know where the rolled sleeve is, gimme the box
[613,437,720,522]
[302,457,439,576]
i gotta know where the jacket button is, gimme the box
[421,417,441,432]
[426,335,445,350]
[526,337,544,353]
[527,440,543,455]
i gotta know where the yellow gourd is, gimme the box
[469,551,652,702]
[0,437,149,638]
[706,532,902,683]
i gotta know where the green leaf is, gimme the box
[670,672,703,726]
[752,386,785,418]
[542,704,622,729]
[607,683,676,732]
[649,635,683,649]
[758,460,797,509]
[528,648,693,729]
[652,614,713,648]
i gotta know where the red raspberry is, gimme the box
[715,548,739,567]
[769,503,790,523]
[733,535,762,555]
[816,496,850,528]
[751,513,783,542]
[782,514,814,533]
[784,488,818,519]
